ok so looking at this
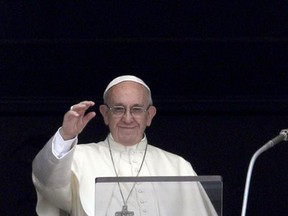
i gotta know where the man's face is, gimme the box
[100,81,156,146]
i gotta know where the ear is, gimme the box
[99,105,109,125]
[146,105,157,126]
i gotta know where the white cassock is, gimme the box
[32,133,218,216]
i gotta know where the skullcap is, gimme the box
[103,75,150,99]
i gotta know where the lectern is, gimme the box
[95,176,222,216]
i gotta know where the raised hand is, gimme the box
[59,101,96,140]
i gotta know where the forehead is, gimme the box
[107,81,149,104]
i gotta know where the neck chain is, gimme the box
[108,138,148,215]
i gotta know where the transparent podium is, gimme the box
[95,176,223,216]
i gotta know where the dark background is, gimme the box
[0,1,288,215]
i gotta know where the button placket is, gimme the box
[130,151,141,175]
[135,184,149,215]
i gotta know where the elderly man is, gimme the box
[32,75,217,216]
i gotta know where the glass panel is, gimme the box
[95,176,222,216]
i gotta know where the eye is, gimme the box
[113,106,125,114]
[131,107,144,114]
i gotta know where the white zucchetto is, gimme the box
[103,75,150,99]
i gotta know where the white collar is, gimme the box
[106,133,148,152]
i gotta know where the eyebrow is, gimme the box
[112,103,145,107]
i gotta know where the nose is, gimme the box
[121,109,134,123]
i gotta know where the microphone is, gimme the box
[241,129,288,216]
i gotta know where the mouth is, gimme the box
[119,126,136,130]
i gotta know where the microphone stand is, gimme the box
[240,131,287,216]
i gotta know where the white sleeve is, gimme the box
[52,128,78,158]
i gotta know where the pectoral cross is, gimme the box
[115,205,134,216]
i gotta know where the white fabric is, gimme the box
[103,75,150,99]
[52,129,77,158]
[32,134,217,216]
